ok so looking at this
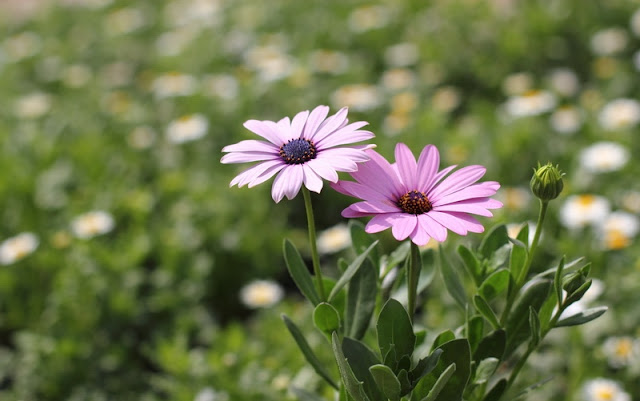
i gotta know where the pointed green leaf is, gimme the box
[538,289,557,332]
[438,248,467,309]
[342,337,386,401]
[431,330,455,352]
[504,279,552,357]
[478,225,509,260]
[413,339,471,401]
[397,369,412,396]
[457,245,482,287]
[474,358,499,385]
[509,223,529,284]
[467,315,485,354]
[369,364,401,401]
[473,329,506,363]
[421,363,456,401]
[483,378,507,401]
[331,332,370,401]
[314,302,341,334]
[283,315,338,389]
[409,349,443,386]
[556,306,608,327]
[377,298,416,365]
[473,295,500,330]
[284,239,321,305]
[350,220,379,259]
[529,307,540,347]
[345,257,378,340]
[563,279,592,308]
[487,244,511,272]
[329,241,379,302]
[553,256,565,307]
[478,269,510,302]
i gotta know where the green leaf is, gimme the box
[283,315,338,389]
[314,302,341,334]
[473,329,506,363]
[342,337,386,401]
[283,239,321,305]
[474,358,499,385]
[482,379,507,401]
[553,256,565,307]
[290,386,329,401]
[410,349,443,386]
[478,269,510,302]
[467,315,485,354]
[478,225,509,260]
[487,244,511,272]
[563,279,592,307]
[329,241,379,302]
[421,363,456,401]
[509,223,529,284]
[331,332,370,401]
[538,289,557,332]
[457,245,482,286]
[431,330,455,352]
[382,241,411,276]
[556,306,608,327]
[473,295,500,330]
[345,257,378,340]
[377,299,416,367]
[529,307,541,347]
[413,339,471,401]
[369,364,401,401]
[504,279,552,357]
[350,220,378,259]
[438,248,467,309]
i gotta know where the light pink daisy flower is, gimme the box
[331,143,503,246]
[221,105,374,203]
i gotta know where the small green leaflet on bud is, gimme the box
[530,162,564,201]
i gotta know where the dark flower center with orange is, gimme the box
[397,190,433,214]
[279,138,317,165]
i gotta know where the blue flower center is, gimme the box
[279,138,317,165]
[397,190,433,214]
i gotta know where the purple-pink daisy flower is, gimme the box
[221,105,374,203]
[331,143,503,246]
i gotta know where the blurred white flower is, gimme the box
[602,336,640,368]
[633,50,640,72]
[348,5,391,32]
[581,378,631,401]
[504,90,556,118]
[2,31,42,62]
[194,387,226,401]
[309,49,349,75]
[383,112,411,136]
[501,72,533,96]
[559,194,610,230]
[244,45,294,83]
[155,28,198,57]
[152,72,197,99]
[547,68,580,97]
[166,114,208,144]
[14,92,52,119]
[431,86,461,113]
[100,61,135,88]
[104,8,146,36]
[202,74,239,100]
[60,0,112,8]
[0,233,39,265]
[128,126,157,149]
[632,8,640,37]
[239,280,284,309]
[384,42,419,67]
[331,84,382,111]
[549,105,583,134]
[597,211,640,250]
[598,98,640,130]
[590,27,628,56]
[71,211,115,239]
[317,224,351,255]
[390,92,418,114]
[164,0,221,29]
[620,191,640,214]
[579,141,630,174]
[62,64,93,88]
[495,186,531,212]
[381,68,416,91]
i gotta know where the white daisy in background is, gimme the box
[501,72,533,96]
[155,28,198,57]
[60,0,112,9]
[598,98,640,131]
[164,0,221,29]
[631,8,640,36]
[581,378,631,401]
[166,114,208,144]
[431,86,461,114]
[504,89,556,118]
[194,387,227,401]
[384,42,419,67]
[104,7,146,36]
[620,191,640,214]
[383,112,411,136]
[590,27,628,56]
[550,105,583,134]
[244,44,295,83]
[62,64,93,88]
[547,67,580,97]
[381,68,416,91]
[597,211,640,250]
[602,336,640,368]
[71,211,115,239]
[390,92,418,114]
[202,74,239,100]
[579,141,630,174]
[99,61,135,88]
[348,5,391,33]
[331,83,382,111]
[317,223,351,255]
[559,194,610,230]
[239,280,284,309]
[309,49,349,75]
[2,31,42,63]
[151,72,197,99]
[127,126,157,150]
[0,233,39,265]
[495,186,532,212]
[14,92,52,119]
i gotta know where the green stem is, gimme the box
[302,187,326,301]
[407,242,421,323]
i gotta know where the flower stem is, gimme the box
[302,187,326,301]
[407,242,421,323]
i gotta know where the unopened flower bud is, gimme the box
[562,271,588,295]
[530,162,564,201]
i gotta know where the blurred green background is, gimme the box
[0,0,639,400]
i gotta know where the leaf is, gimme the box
[331,332,370,401]
[553,256,565,307]
[438,248,467,309]
[350,220,379,260]
[478,225,509,260]
[314,302,341,334]
[382,241,411,276]
[529,307,540,347]
[467,315,485,354]
[504,279,552,357]
[283,315,338,389]
[409,349,443,386]
[457,245,482,286]
[509,223,529,284]
[377,299,416,367]
[329,241,379,302]
[487,244,511,272]
[431,330,455,352]
[473,329,506,363]
[473,295,500,330]
[556,306,608,327]
[412,339,471,401]
[290,386,329,401]
[283,239,321,305]
[345,257,378,340]
[482,379,507,401]
[342,337,386,401]
[478,269,510,302]
[474,358,499,385]
[512,376,554,400]
[369,364,401,401]
[421,363,456,401]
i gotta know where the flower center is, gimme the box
[279,138,317,165]
[397,190,433,215]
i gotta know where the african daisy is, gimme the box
[221,105,374,203]
[331,143,502,246]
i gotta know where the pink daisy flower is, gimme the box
[221,105,374,203]
[331,143,503,246]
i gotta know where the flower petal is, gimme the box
[284,165,304,200]
[302,164,323,193]
[303,105,330,139]
[365,214,395,233]
[418,214,448,242]
[243,119,287,145]
[319,147,370,163]
[229,159,282,187]
[316,121,373,148]
[222,139,279,154]
[350,150,403,199]
[221,151,278,164]
[429,165,487,200]
[307,159,339,182]
[390,214,418,241]
[291,109,310,138]
[409,223,430,246]
[248,162,286,188]
[433,197,503,216]
[427,211,469,235]
[432,182,501,205]
[342,200,400,217]
[330,180,390,202]
[395,143,417,191]
[416,145,440,191]
[311,107,349,143]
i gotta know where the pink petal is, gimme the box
[302,164,323,193]
[307,159,339,182]
[446,212,485,233]
[303,105,330,138]
[248,162,286,188]
[427,165,458,191]
[342,200,400,217]
[432,182,501,205]
[243,120,287,145]
[409,223,431,246]
[330,180,390,202]
[416,145,440,192]
[429,165,487,200]
[311,107,349,143]
[283,165,304,200]
[427,211,469,236]
[271,170,288,203]
[433,198,502,216]
[316,121,373,148]
[291,110,310,138]
[365,214,395,233]
[316,154,358,172]
[395,143,417,191]
[390,214,418,241]
[229,159,282,187]
[350,150,403,199]
[222,139,279,153]
[418,214,448,242]
[221,152,278,164]
[276,117,294,140]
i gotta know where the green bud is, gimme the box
[530,163,564,201]
[562,271,588,295]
